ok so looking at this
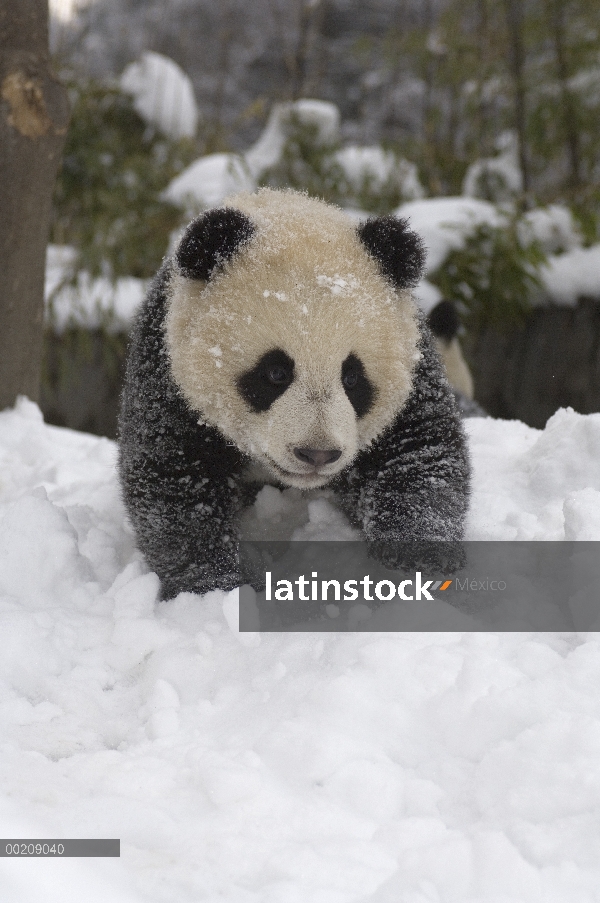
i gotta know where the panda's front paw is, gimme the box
[367,538,466,575]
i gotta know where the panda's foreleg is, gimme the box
[119,432,244,599]
[334,334,470,568]
[359,415,470,543]
[118,268,245,599]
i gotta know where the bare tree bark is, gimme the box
[0,0,69,409]
[503,0,530,200]
[420,0,443,195]
[547,0,581,195]
[268,0,324,101]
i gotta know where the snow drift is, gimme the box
[1,398,600,900]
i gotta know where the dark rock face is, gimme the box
[464,298,600,428]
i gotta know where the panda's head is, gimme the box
[165,189,424,489]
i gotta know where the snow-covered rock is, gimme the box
[162,153,255,212]
[1,398,600,900]
[244,99,341,179]
[120,51,199,140]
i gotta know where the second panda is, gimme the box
[119,189,470,599]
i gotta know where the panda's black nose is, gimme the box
[294,448,342,467]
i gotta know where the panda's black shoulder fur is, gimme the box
[118,262,249,599]
[331,313,470,545]
[119,258,470,599]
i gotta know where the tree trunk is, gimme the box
[0,0,69,409]
[548,0,582,195]
[503,0,530,201]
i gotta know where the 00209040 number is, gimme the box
[4,842,65,856]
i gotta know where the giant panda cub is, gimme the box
[119,189,470,599]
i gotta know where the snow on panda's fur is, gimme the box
[119,189,470,599]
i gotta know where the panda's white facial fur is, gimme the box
[165,189,421,489]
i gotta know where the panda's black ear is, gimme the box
[357,216,425,289]
[176,208,255,280]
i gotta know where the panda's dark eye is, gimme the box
[342,369,358,390]
[267,364,292,385]
[341,353,376,418]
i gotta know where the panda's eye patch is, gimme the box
[341,353,376,418]
[237,349,295,412]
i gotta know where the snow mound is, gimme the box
[1,792,139,903]
[540,244,600,305]
[120,51,199,140]
[394,196,503,274]
[45,247,146,332]
[333,145,424,201]
[244,99,341,179]
[519,204,583,254]
[462,131,522,202]
[466,408,600,540]
[162,153,255,212]
[2,399,600,900]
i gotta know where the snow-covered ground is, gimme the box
[2,397,600,901]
